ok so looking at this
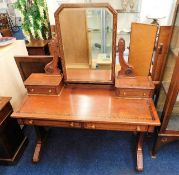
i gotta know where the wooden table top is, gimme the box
[12,86,160,126]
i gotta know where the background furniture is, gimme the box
[26,40,50,55]
[0,97,28,165]
[128,23,157,76]
[14,56,53,81]
[0,13,12,37]
[0,40,27,110]
[152,0,179,156]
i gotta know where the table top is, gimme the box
[12,86,160,126]
[26,40,49,47]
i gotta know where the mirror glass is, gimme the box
[58,7,113,82]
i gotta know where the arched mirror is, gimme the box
[55,3,117,84]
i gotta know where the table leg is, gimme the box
[32,126,47,163]
[136,132,144,172]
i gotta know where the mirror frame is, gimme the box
[54,3,117,84]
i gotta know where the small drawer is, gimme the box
[116,88,153,98]
[21,119,82,128]
[84,122,148,132]
[26,86,57,95]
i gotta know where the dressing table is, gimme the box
[12,3,161,172]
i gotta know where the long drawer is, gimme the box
[18,119,153,132]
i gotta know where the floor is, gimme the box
[0,126,179,175]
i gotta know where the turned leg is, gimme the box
[32,126,47,163]
[136,132,144,172]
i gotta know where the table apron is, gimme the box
[18,118,155,132]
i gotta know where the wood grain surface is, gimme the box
[129,23,157,76]
[12,86,160,126]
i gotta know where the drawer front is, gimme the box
[116,88,153,98]
[19,119,151,132]
[21,119,81,128]
[26,86,58,95]
[84,123,148,132]
[27,47,45,55]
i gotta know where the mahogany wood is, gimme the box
[136,133,144,171]
[54,3,117,84]
[24,73,63,95]
[44,37,61,74]
[0,97,28,165]
[128,23,157,76]
[26,40,50,55]
[32,126,47,163]
[15,56,53,81]
[117,38,134,77]
[115,76,155,98]
[11,3,161,172]
[12,87,160,127]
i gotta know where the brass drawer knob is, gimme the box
[48,89,52,93]
[143,93,146,96]
[28,120,33,124]
[30,88,34,92]
[70,122,74,127]
[123,92,126,96]
[91,124,95,129]
[137,126,141,131]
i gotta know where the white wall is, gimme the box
[139,0,176,25]
[46,0,177,25]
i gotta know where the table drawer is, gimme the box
[116,88,153,98]
[84,122,148,132]
[26,86,60,95]
[18,119,150,132]
[27,48,45,55]
[21,119,81,128]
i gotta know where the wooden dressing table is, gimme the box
[12,3,161,172]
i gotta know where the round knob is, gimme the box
[31,89,34,92]
[123,92,126,96]
[161,137,168,142]
[48,89,52,93]
[70,122,74,127]
[143,93,146,96]
[29,120,33,124]
[91,124,95,129]
[137,126,141,131]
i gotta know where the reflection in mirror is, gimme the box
[58,7,113,82]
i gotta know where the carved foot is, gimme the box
[136,133,144,172]
[33,141,42,163]
[32,126,47,163]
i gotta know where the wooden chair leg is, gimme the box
[136,132,144,172]
[32,126,47,163]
